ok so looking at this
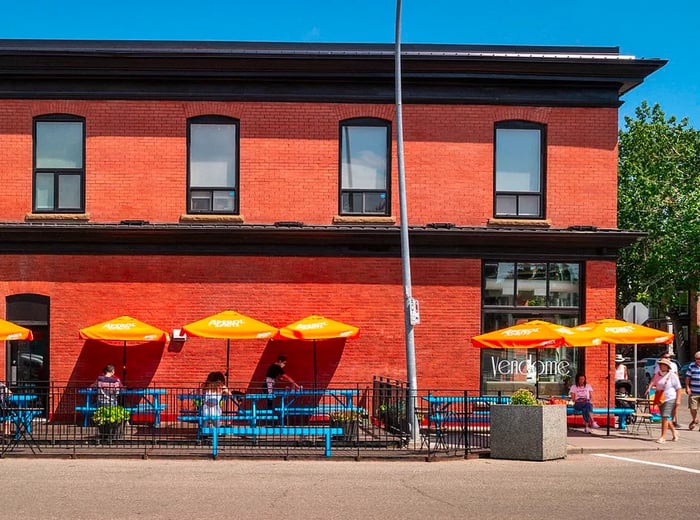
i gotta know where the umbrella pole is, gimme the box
[535,350,539,399]
[313,339,317,390]
[123,341,127,385]
[633,343,638,397]
[226,339,231,387]
[606,343,611,436]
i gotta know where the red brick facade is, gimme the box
[0,41,664,403]
[0,100,619,227]
[0,253,615,396]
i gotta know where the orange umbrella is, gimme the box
[0,318,34,341]
[278,315,360,387]
[79,315,170,383]
[573,318,674,435]
[471,320,599,398]
[573,319,673,345]
[470,320,586,350]
[182,310,278,384]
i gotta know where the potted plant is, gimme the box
[377,400,407,434]
[328,410,360,441]
[92,405,131,442]
[490,388,567,461]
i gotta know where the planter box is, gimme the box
[97,422,125,442]
[330,420,358,441]
[490,404,567,461]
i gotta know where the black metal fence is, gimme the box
[1,380,492,459]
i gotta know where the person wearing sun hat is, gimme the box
[652,352,680,426]
[614,354,628,381]
[685,351,700,430]
[647,357,682,443]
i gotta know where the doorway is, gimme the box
[6,294,50,415]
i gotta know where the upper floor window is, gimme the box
[339,118,390,215]
[494,121,545,219]
[33,115,85,213]
[187,116,239,214]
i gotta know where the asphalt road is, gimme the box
[1,453,699,520]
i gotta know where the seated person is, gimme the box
[201,371,230,425]
[569,373,599,434]
[93,364,122,407]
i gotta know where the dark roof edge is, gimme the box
[0,222,644,260]
[0,39,627,56]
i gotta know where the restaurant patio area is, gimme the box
[1,378,491,460]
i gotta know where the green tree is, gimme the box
[617,102,700,331]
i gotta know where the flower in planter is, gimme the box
[509,389,540,406]
[328,410,359,422]
[92,405,131,426]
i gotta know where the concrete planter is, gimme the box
[490,404,567,461]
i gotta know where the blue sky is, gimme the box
[2,0,698,129]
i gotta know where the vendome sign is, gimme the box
[489,355,572,378]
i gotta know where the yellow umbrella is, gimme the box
[277,315,360,388]
[0,318,34,341]
[470,320,583,350]
[471,320,598,398]
[573,319,673,345]
[182,310,278,385]
[79,315,170,383]
[573,318,674,435]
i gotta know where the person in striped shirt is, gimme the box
[685,351,700,430]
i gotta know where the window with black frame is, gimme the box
[494,121,545,219]
[33,115,85,213]
[339,118,390,215]
[480,261,583,397]
[187,116,239,214]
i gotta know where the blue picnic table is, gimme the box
[76,387,166,427]
[1,393,43,455]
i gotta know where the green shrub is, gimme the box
[92,405,131,425]
[509,389,539,406]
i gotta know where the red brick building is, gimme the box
[0,41,664,402]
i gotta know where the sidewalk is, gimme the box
[566,396,700,454]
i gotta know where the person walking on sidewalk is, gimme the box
[649,357,682,443]
[685,351,700,431]
[653,352,680,426]
[570,373,599,434]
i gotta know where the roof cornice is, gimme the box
[0,39,666,105]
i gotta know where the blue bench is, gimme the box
[566,407,635,430]
[76,403,168,427]
[76,388,167,427]
[177,410,278,438]
[277,405,365,418]
[201,425,344,457]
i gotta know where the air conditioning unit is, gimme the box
[172,329,187,341]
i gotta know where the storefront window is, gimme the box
[480,261,583,396]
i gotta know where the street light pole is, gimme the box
[394,0,419,442]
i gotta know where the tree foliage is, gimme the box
[617,102,700,314]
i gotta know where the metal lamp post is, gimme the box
[394,0,419,442]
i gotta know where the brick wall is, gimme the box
[0,100,618,227]
[0,98,621,392]
[0,254,483,389]
[584,260,618,406]
[0,254,618,393]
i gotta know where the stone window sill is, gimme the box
[332,215,396,225]
[25,213,90,221]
